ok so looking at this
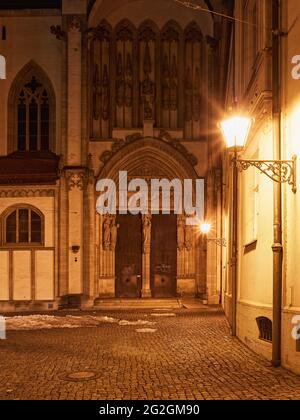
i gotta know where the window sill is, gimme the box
[2,243,44,248]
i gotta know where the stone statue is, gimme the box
[141,75,155,120]
[101,64,110,121]
[125,53,133,108]
[103,215,111,250]
[93,64,100,120]
[185,67,193,121]
[110,217,118,251]
[177,215,185,251]
[170,55,178,111]
[141,43,155,120]
[142,214,152,254]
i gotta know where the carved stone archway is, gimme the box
[95,136,206,299]
[97,136,198,182]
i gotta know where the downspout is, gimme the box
[231,6,237,337]
[271,0,282,367]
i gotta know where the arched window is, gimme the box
[8,61,55,153]
[3,206,44,245]
[17,76,50,151]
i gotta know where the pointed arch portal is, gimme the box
[97,136,198,182]
[96,137,204,299]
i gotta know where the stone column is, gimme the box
[141,214,152,298]
[206,169,220,304]
[62,1,87,305]
[63,8,85,165]
[66,170,85,295]
[98,215,116,297]
[58,174,68,297]
[176,215,185,296]
[83,165,96,306]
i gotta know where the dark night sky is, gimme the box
[0,0,231,15]
[0,1,62,9]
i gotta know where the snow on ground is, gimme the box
[135,328,157,333]
[118,319,156,326]
[3,314,157,331]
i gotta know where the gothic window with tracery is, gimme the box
[17,76,50,152]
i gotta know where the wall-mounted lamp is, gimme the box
[199,223,227,247]
[220,115,297,193]
[220,116,252,150]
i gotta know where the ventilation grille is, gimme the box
[256,317,272,342]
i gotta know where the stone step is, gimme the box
[93,298,183,309]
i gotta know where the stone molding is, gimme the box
[0,189,55,198]
[99,132,198,167]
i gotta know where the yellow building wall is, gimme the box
[226,0,300,373]
[0,196,55,303]
[0,251,9,300]
[13,250,31,301]
[280,0,300,374]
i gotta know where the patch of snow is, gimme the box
[4,314,159,331]
[92,316,119,323]
[118,320,156,326]
[5,314,120,331]
[153,308,173,311]
[150,313,176,317]
[135,328,157,333]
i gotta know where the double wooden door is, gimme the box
[115,214,177,298]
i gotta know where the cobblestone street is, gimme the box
[1,308,300,400]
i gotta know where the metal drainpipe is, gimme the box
[231,146,238,337]
[231,7,238,337]
[271,0,283,368]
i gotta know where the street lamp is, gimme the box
[220,116,252,150]
[200,223,211,234]
[199,223,227,248]
[220,113,297,343]
[221,115,297,192]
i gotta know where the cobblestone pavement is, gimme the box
[1,308,300,400]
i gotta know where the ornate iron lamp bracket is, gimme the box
[207,238,227,247]
[235,155,297,193]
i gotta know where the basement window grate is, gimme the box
[256,317,272,342]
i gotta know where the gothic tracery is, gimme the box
[89,19,203,139]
